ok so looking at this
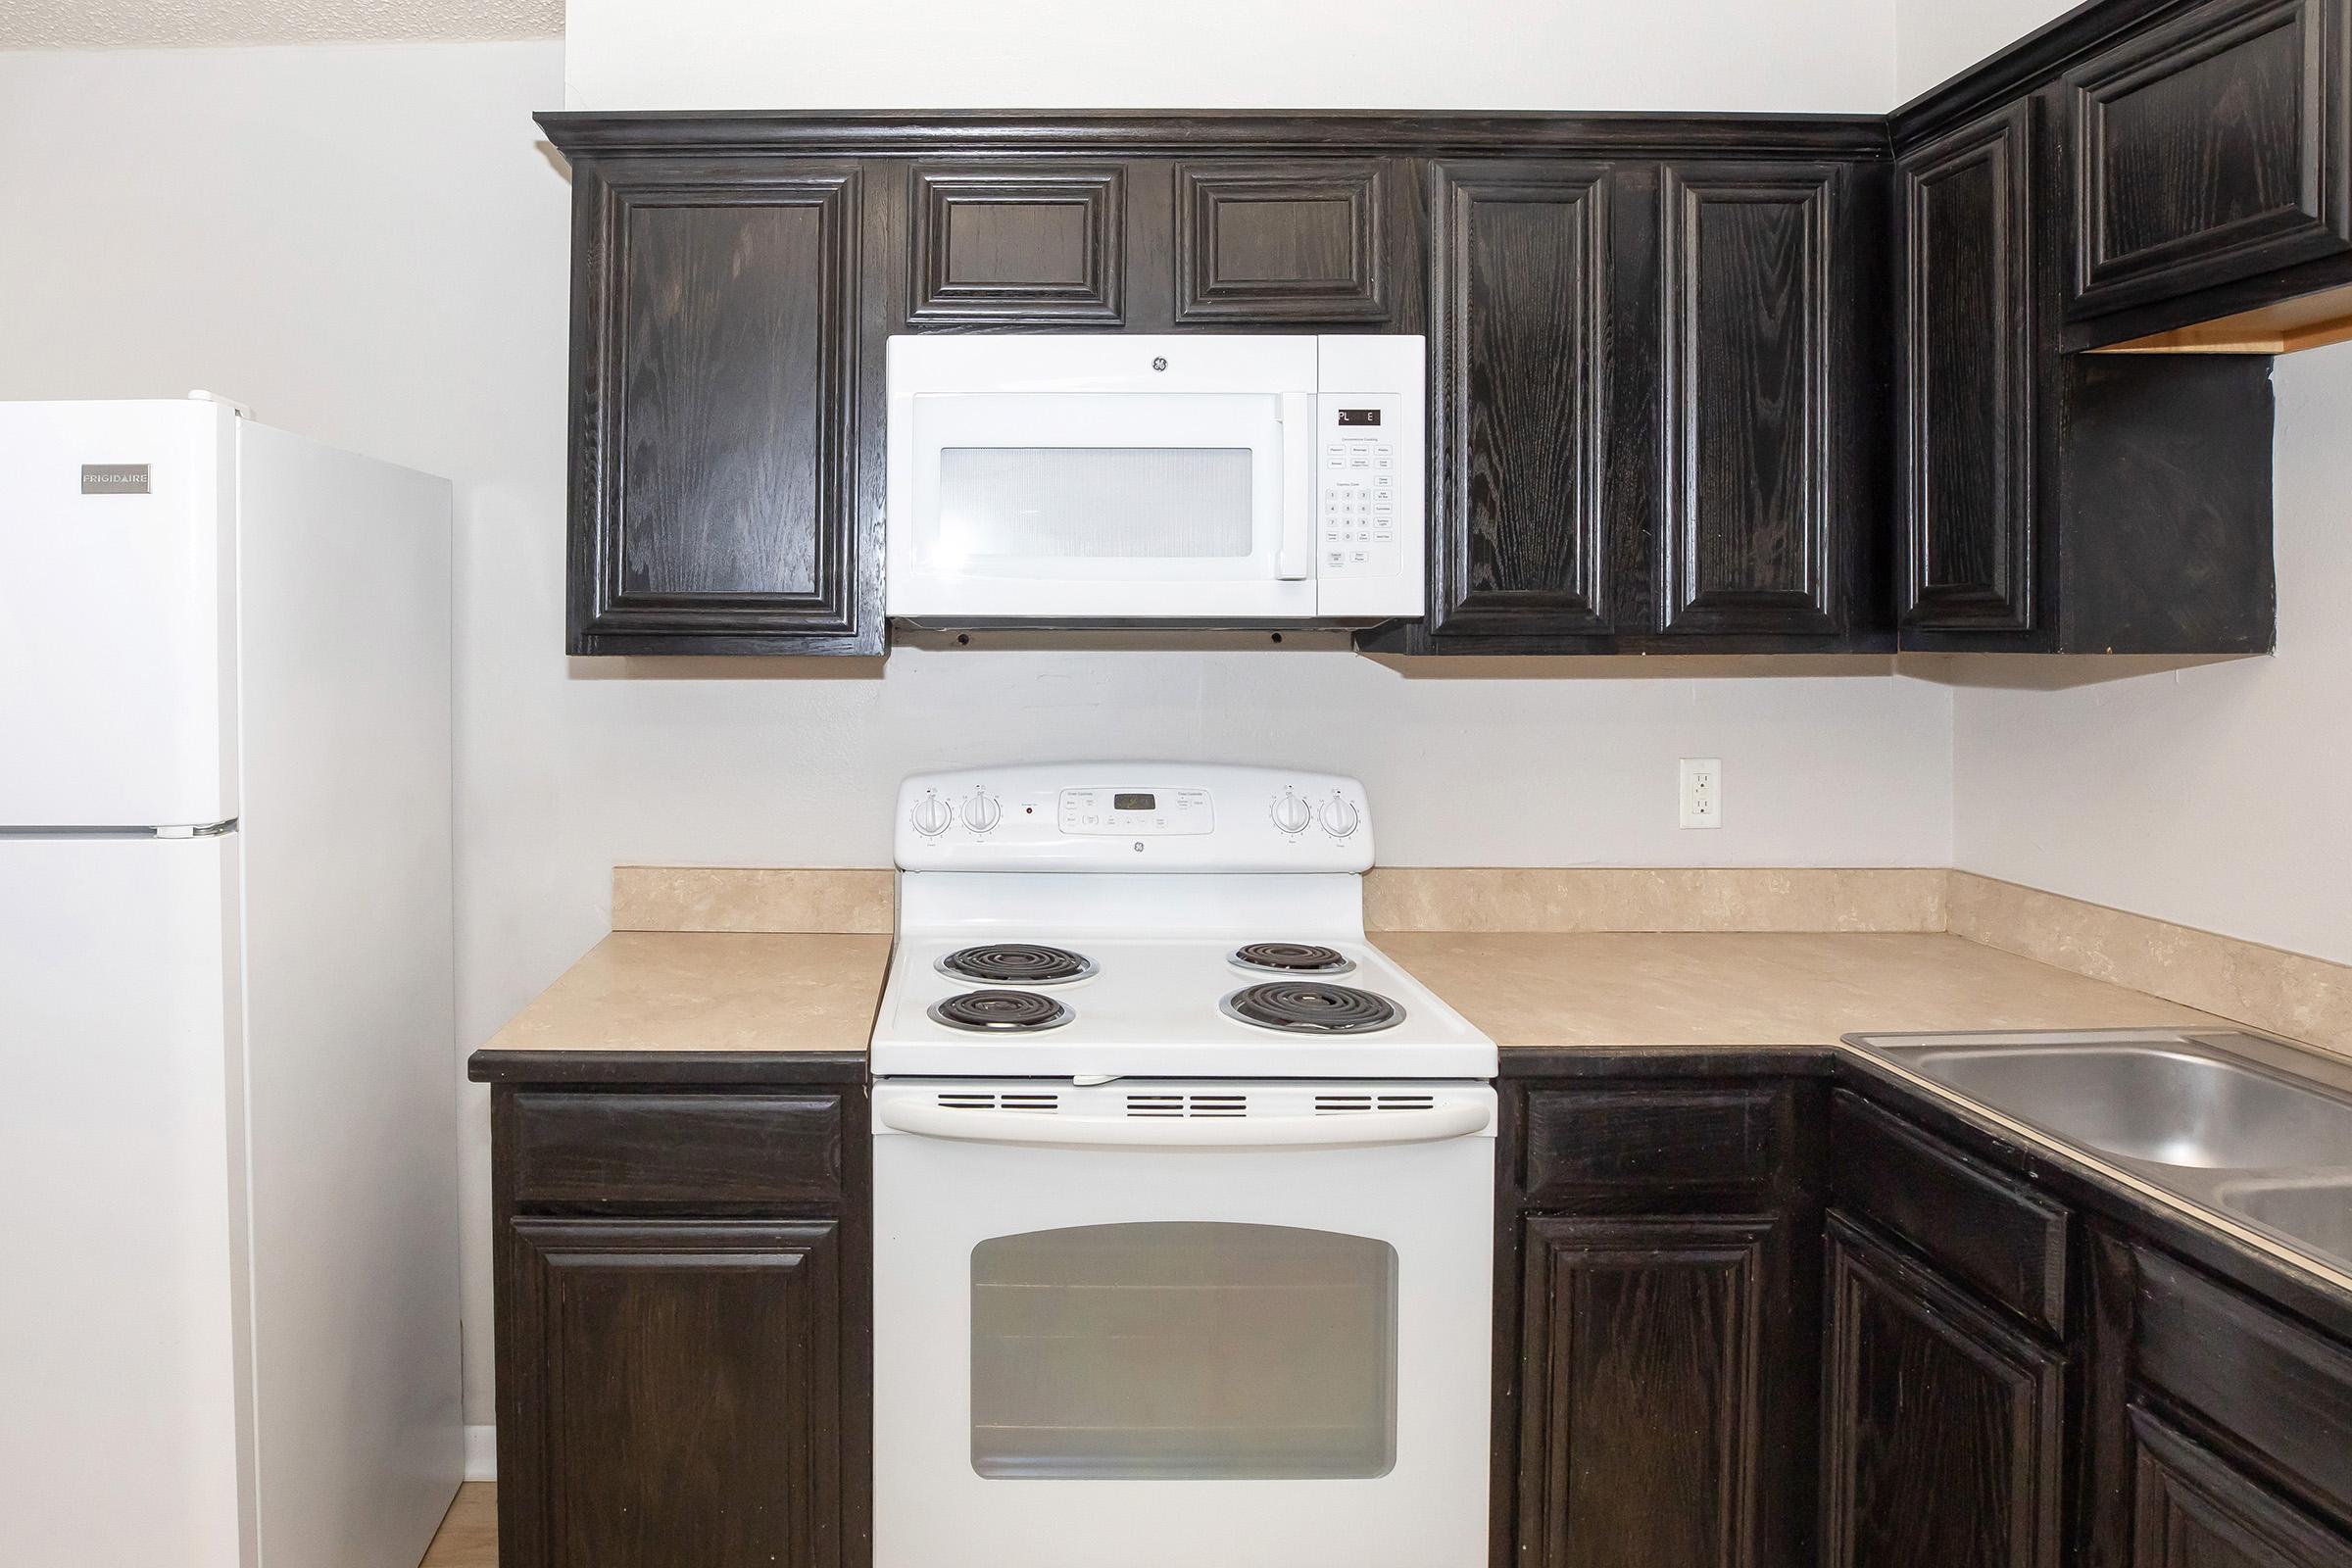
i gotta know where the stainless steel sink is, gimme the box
[1848,1030,2352,1275]
[2219,1180,2352,1266]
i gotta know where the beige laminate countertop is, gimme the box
[1376,930,2229,1049]
[479,931,893,1055]
[475,928,2230,1061]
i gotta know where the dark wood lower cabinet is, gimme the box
[1820,1211,2068,1568]
[1500,1074,1824,1568]
[483,1077,871,1568]
[2130,1406,2352,1568]
[505,1219,845,1568]
[471,1058,2352,1568]
[1516,1214,1778,1567]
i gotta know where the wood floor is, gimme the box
[420,1483,496,1567]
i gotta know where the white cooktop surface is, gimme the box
[871,927,1496,1081]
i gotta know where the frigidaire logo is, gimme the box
[80,464,151,495]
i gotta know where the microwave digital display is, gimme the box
[1337,410,1382,426]
[1113,792,1155,811]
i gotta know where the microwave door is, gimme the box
[889,392,1317,621]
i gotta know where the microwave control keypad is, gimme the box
[1318,394,1403,577]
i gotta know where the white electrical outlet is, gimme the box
[1680,759,1723,829]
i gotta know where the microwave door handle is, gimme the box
[1277,392,1316,580]
[875,1099,1491,1148]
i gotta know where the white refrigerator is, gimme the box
[0,397,463,1568]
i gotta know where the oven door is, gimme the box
[871,1081,1495,1568]
[885,390,1319,621]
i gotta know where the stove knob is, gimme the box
[961,790,1002,833]
[1319,796,1361,838]
[909,793,956,837]
[1270,791,1313,835]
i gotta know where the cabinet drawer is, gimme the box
[1831,1091,2071,1335]
[2132,1244,2352,1523]
[2065,0,2352,318]
[1521,1084,1795,1203]
[510,1091,846,1211]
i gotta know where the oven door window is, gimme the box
[968,1221,1398,1481]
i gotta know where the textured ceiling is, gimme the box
[0,0,563,48]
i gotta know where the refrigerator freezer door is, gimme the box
[0,399,238,826]
[0,834,246,1568]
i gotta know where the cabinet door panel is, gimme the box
[1659,165,1841,637]
[909,165,1125,324]
[1898,102,2038,634]
[2067,0,2352,318]
[573,160,873,653]
[505,1218,844,1568]
[1428,161,1617,637]
[1822,1213,2067,1568]
[1175,160,1389,322]
[2131,1405,2352,1568]
[1517,1214,1777,1568]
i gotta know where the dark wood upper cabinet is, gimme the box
[1821,1213,2067,1568]
[1401,148,1887,655]
[566,156,879,655]
[2065,0,2352,321]
[1898,101,2038,634]
[1174,160,1390,323]
[1515,1213,1778,1568]
[504,1217,846,1568]
[1425,159,1623,639]
[1657,163,1852,639]
[908,164,1126,326]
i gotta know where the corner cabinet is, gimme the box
[1893,72,2279,654]
[1896,102,2039,636]
[1821,1214,2067,1568]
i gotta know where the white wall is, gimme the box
[0,31,1954,1430]
[564,0,1897,112]
[1893,0,2074,100]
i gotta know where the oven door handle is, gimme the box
[875,1100,1492,1148]
[1275,391,1316,581]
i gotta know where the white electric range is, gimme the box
[870,763,1496,1568]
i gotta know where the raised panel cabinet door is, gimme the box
[571,159,875,654]
[1821,1214,2067,1568]
[2067,0,2352,318]
[1898,103,2038,634]
[908,164,1126,324]
[503,1218,845,1568]
[1427,161,1617,638]
[2130,1405,2352,1568]
[1516,1214,1781,1568]
[1656,164,1843,638]
[1174,160,1389,322]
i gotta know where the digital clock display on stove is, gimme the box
[1112,792,1155,811]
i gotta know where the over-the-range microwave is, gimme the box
[884,333,1424,626]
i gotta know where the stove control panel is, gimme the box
[1057,786,1214,836]
[897,763,1374,871]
